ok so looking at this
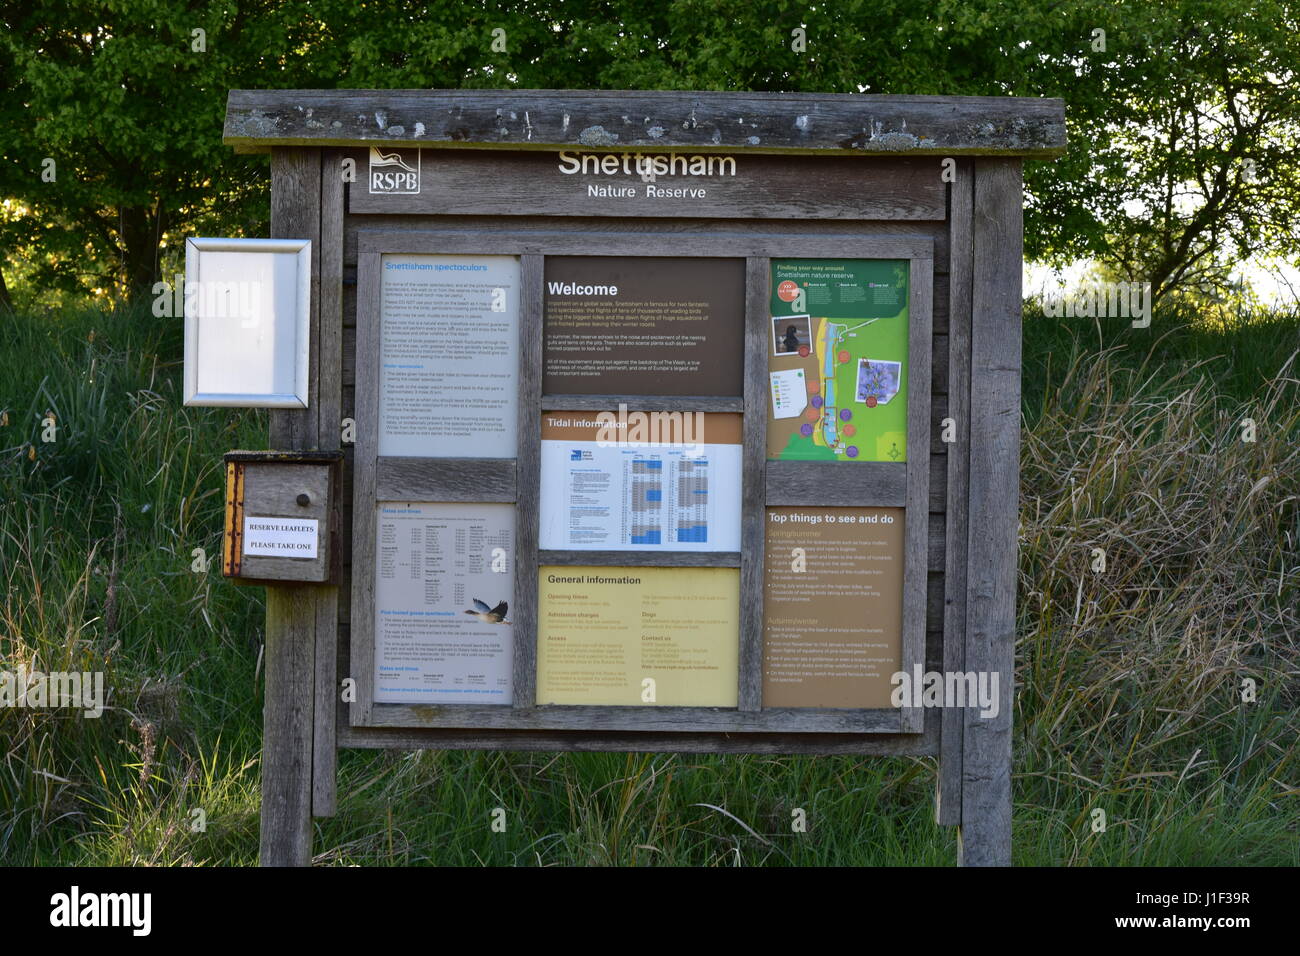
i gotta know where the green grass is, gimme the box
[1,302,1296,866]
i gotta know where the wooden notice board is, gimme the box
[224,87,1065,865]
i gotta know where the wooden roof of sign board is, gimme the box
[223,89,1067,157]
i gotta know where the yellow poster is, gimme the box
[537,566,739,706]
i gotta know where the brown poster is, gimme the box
[763,506,904,709]
[543,256,744,395]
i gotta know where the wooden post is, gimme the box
[959,158,1023,866]
[262,147,324,866]
[312,149,345,819]
[938,159,974,826]
[261,586,318,865]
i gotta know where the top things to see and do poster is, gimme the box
[766,259,909,463]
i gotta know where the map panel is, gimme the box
[766,259,909,463]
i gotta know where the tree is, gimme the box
[3,0,1297,309]
[313,0,1300,306]
[0,2,320,302]
[1020,0,1300,306]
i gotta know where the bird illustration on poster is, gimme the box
[464,598,509,624]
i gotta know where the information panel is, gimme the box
[767,259,909,463]
[537,566,740,706]
[351,235,930,739]
[762,506,904,709]
[373,502,515,704]
[543,256,744,395]
[539,411,742,551]
[378,254,520,458]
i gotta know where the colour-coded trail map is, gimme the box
[766,259,909,463]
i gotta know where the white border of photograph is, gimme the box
[770,313,813,357]
[184,237,311,408]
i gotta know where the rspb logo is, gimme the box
[570,449,592,461]
[368,148,420,194]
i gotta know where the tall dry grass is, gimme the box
[1015,333,1298,862]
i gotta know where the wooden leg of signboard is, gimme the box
[261,586,317,866]
[310,148,345,821]
[937,159,974,829]
[260,146,328,865]
[958,158,1022,867]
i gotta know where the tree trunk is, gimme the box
[0,261,12,313]
[119,205,160,303]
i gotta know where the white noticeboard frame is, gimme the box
[184,237,312,408]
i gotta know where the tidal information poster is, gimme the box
[373,502,515,704]
[766,259,909,463]
[539,411,742,551]
[762,506,904,709]
[537,566,740,706]
[378,254,520,458]
[542,256,744,395]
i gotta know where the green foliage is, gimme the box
[3,2,1298,307]
[1022,0,1300,303]
[0,303,267,862]
[0,2,309,301]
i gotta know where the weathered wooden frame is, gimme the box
[225,89,1065,158]
[349,230,931,737]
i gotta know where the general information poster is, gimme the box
[543,256,744,395]
[762,506,903,709]
[378,254,519,458]
[766,259,909,463]
[539,411,742,551]
[537,566,739,706]
[373,502,515,704]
